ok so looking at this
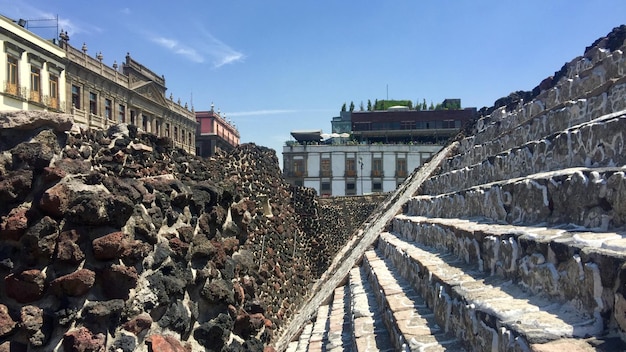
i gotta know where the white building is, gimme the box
[284,138,441,196]
[0,15,67,112]
[283,104,476,196]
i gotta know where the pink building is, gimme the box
[195,105,240,157]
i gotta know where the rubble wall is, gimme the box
[0,112,357,352]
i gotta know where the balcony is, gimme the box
[396,170,407,178]
[320,170,332,177]
[371,170,383,178]
[3,82,24,99]
[345,170,357,178]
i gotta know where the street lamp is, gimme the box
[358,157,364,195]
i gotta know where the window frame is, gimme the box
[71,85,81,109]
[89,92,97,115]
[105,98,112,120]
[6,55,19,95]
[48,74,59,109]
[30,66,41,102]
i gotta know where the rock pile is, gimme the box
[0,111,374,351]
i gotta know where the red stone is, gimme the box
[51,268,95,297]
[0,208,29,241]
[146,334,186,352]
[39,183,70,217]
[122,313,153,335]
[0,304,16,338]
[63,327,105,352]
[233,282,245,306]
[168,237,189,257]
[5,269,45,303]
[92,231,128,260]
[42,166,66,183]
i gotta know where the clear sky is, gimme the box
[2,1,625,166]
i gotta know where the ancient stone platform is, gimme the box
[276,25,626,351]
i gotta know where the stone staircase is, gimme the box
[275,27,626,351]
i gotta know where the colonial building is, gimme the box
[195,104,240,157]
[284,103,476,196]
[0,13,197,155]
[60,39,197,154]
[0,14,66,112]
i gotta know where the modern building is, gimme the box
[0,14,66,112]
[0,13,198,155]
[195,104,240,157]
[284,103,476,196]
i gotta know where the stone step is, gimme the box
[391,215,626,330]
[290,322,314,352]
[408,166,626,231]
[326,285,352,351]
[362,249,468,351]
[377,231,604,351]
[307,303,330,352]
[424,112,626,195]
[349,266,394,352]
[451,43,626,166]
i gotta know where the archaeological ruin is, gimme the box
[0,24,625,352]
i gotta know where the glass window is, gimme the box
[89,92,97,114]
[105,99,112,120]
[30,66,40,102]
[293,159,305,177]
[49,74,58,109]
[345,158,356,177]
[6,55,18,95]
[71,85,80,109]
[118,104,125,123]
[372,181,383,192]
[321,158,331,177]
[396,158,407,178]
[372,158,383,177]
[346,182,356,195]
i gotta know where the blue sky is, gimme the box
[2,1,626,164]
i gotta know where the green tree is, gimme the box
[415,99,421,110]
[341,102,347,112]
[359,101,364,111]
[422,99,427,110]
[407,100,413,109]
[367,99,372,111]
[349,101,355,112]
[429,101,434,110]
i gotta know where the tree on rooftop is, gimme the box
[349,101,355,112]
[367,99,372,111]
[341,103,347,112]
[359,101,364,111]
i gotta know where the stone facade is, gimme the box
[0,12,197,155]
[62,41,197,154]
